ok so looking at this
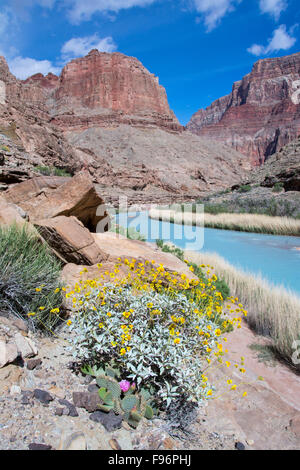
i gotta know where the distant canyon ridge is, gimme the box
[187,52,300,166]
[0,49,299,204]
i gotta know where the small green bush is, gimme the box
[0,224,62,332]
[238,185,252,193]
[34,165,71,177]
[272,182,284,193]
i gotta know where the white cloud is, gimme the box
[247,24,297,56]
[7,56,60,79]
[63,0,157,24]
[247,44,265,56]
[7,34,119,79]
[259,0,288,21]
[0,11,10,36]
[192,0,242,31]
[61,34,117,61]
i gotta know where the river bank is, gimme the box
[149,208,300,236]
[183,249,300,370]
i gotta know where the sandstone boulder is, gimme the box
[0,197,27,225]
[0,316,38,368]
[34,216,107,266]
[0,364,24,394]
[0,339,18,368]
[4,172,109,232]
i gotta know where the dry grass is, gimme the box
[149,208,300,236]
[184,250,300,369]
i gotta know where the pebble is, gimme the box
[27,359,42,370]
[235,441,246,450]
[109,438,122,450]
[58,399,79,417]
[28,443,52,451]
[10,385,21,396]
[58,431,87,450]
[89,410,123,432]
[34,389,54,405]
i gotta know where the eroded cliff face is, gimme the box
[0,56,77,174]
[0,51,249,204]
[23,50,181,133]
[187,52,300,166]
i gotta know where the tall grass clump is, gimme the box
[184,250,300,369]
[149,208,300,236]
[0,224,62,332]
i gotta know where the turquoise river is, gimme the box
[115,211,300,296]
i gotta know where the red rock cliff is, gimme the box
[187,52,300,165]
[24,50,181,132]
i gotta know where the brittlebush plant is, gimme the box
[62,258,248,407]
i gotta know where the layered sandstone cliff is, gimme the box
[0,51,249,204]
[187,52,300,166]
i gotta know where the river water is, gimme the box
[115,211,300,296]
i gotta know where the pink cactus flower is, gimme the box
[119,380,131,393]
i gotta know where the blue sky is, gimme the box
[0,0,299,124]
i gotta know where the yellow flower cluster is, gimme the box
[34,256,261,402]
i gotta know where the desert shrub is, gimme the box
[238,184,252,193]
[0,224,62,332]
[66,259,246,407]
[204,203,231,214]
[0,145,10,152]
[272,182,284,193]
[34,165,71,177]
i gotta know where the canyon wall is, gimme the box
[187,52,300,165]
[0,51,249,203]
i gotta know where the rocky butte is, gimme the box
[187,52,300,166]
[0,50,250,204]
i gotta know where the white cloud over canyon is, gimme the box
[6,34,118,79]
[8,56,61,80]
[61,34,117,62]
[247,24,297,56]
